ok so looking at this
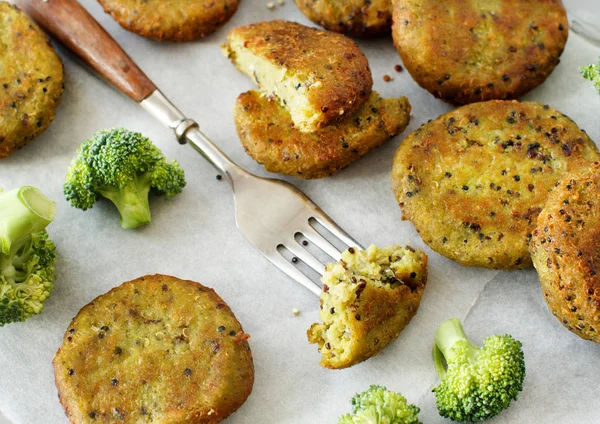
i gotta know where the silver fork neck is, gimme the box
[140,89,247,185]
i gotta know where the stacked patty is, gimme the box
[223,20,411,179]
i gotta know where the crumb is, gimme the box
[383,74,393,82]
[394,64,403,72]
[292,308,300,316]
[266,1,276,9]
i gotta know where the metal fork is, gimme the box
[142,92,362,296]
[15,0,362,296]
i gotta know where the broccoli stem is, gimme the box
[0,187,56,255]
[99,173,152,229]
[433,318,479,378]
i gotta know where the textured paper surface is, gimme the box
[0,1,599,423]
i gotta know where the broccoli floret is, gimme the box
[0,186,57,326]
[581,58,600,95]
[338,385,421,424]
[63,128,186,229]
[432,318,525,422]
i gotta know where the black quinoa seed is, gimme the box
[355,314,361,321]
[229,330,237,336]
[68,369,74,376]
[184,368,192,376]
[218,325,226,332]
[462,185,469,191]
[410,272,416,278]
[115,346,122,355]
[330,307,335,314]
[348,247,355,254]
[89,411,96,419]
[111,378,118,387]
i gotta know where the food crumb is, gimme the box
[383,75,393,82]
[292,308,300,316]
[394,64,403,72]
[266,1,275,9]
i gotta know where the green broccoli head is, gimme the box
[581,58,600,95]
[339,385,421,424]
[63,128,186,229]
[0,186,57,326]
[432,318,525,422]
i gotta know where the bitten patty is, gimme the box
[222,20,373,132]
[235,90,410,179]
[308,245,427,369]
[294,0,392,37]
[530,164,600,343]
[97,0,239,41]
[391,100,599,269]
[0,2,64,158]
[54,275,254,424]
[391,0,568,104]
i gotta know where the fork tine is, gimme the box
[283,238,325,274]
[266,249,322,296]
[311,215,364,249]
[301,225,342,261]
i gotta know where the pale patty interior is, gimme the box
[223,37,323,132]
[312,244,424,362]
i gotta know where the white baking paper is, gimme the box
[0,0,599,423]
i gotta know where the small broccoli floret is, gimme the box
[338,385,421,424]
[581,58,600,95]
[432,318,525,422]
[63,128,186,229]
[0,186,57,326]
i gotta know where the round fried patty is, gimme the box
[223,20,373,132]
[295,0,392,37]
[0,2,64,158]
[530,164,600,343]
[391,101,600,269]
[235,90,411,179]
[54,275,254,424]
[97,0,240,41]
[391,0,568,104]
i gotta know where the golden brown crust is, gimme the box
[54,275,254,424]
[530,164,600,343]
[97,0,240,41]
[0,2,64,158]
[234,90,410,179]
[391,0,568,104]
[224,20,373,129]
[391,100,600,269]
[294,0,392,37]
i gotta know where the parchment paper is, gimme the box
[0,0,599,423]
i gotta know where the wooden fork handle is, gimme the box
[12,0,157,102]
